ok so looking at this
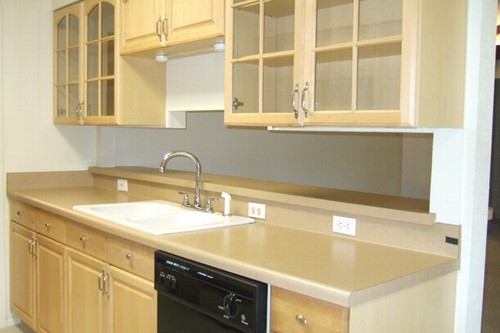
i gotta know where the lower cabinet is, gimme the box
[270,287,349,333]
[66,249,157,333]
[9,202,157,333]
[10,221,66,333]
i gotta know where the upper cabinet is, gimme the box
[120,0,224,55]
[224,0,467,128]
[54,0,169,126]
[54,0,118,125]
[54,3,84,124]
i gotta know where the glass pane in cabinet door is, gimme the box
[68,15,79,47]
[101,3,115,38]
[263,57,294,113]
[87,81,98,116]
[359,0,402,40]
[56,86,67,117]
[87,6,99,41]
[316,0,353,47]
[101,40,114,76]
[233,2,259,58]
[68,84,79,117]
[101,79,114,116]
[57,51,66,84]
[314,49,352,111]
[57,17,67,49]
[264,0,295,54]
[232,61,259,113]
[357,43,401,110]
[87,42,98,79]
[69,48,79,82]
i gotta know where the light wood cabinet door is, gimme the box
[225,0,466,128]
[66,248,109,333]
[109,266,157,333]
[270,287,349,333]
[120,0,166,53]
[83,0,118,125]
[10,223,37,331]
[120,0,223,54]
[37,235,66,333]
[54,2,83,125]
[167,0,224,44]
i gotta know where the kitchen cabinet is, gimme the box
[66,227,157,333]
[10,202,157,333]
[270,287,349,333]
[10,221,66,333]
[224,0,466,128]
[120,0,224,55]
[66,248,108,333]
[54,0,168,126]
[53,2,83,124]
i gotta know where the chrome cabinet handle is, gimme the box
[291,83,300,119]
[29,237,37,258]
[156,17,162,41]
[301,82,310,118]
[162,15,169,41]
[103,271,110,295]
[98,270,105,292]
[295,314,308,326]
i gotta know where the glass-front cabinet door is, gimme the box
[84,0,117,125]
[54,3,83,124]
[305,0,403,126]
[225,0,302,126]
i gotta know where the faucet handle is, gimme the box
[178,192,190,207]
[206,197,219,213]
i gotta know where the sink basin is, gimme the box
[73,200,254,235]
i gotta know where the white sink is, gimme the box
[73,200,254,235]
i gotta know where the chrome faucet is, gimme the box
[159,151,202,209]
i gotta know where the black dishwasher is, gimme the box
[154,250,269,333]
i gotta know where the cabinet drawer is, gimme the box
[270,287,349,333]
[66,223,107,261]
[10,201,34,228]
[107,236,154,282]
[34,209,67,243]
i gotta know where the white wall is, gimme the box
[0,0,96,327]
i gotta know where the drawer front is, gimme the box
[270,287,349,333]
[107,236,154,282]
[10,201,34,228]
[34,209,67,243]
[66,223,107,261]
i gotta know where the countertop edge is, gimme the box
[7,188,458,308]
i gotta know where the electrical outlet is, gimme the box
[248,202,266,219]
[117,179,128,192]
[333,215,356,236]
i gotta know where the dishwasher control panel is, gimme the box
[155,250,268,333]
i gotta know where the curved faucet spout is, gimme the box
[159,151,202,209]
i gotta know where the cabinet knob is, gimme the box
[125,252,133,260]
[44,222,51,228]
[17,210,22,216]
[79,236,87,243]
[295,314,308,326]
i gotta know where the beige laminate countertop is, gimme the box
[7,186,458,308]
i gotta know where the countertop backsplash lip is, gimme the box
[6,169,459,308]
